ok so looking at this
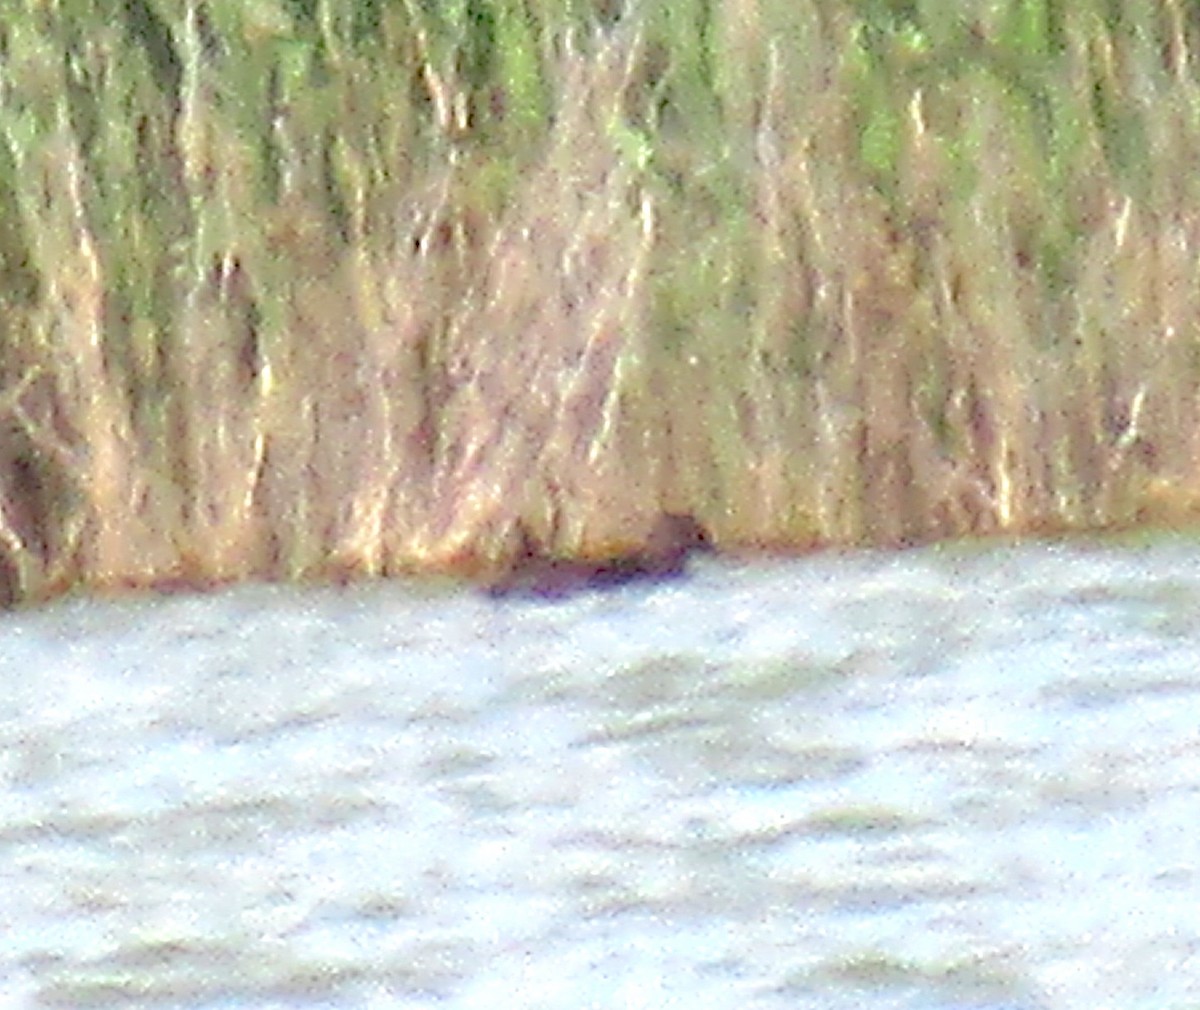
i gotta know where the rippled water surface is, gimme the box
[3,537,1200,1009]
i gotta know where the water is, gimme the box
[2,536,1200,1009]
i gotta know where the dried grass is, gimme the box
[2,0,1200,606]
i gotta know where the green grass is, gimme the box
[2,0,1200,606]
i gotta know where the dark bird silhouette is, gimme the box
[485,513,710,599]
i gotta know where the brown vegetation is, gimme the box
[3,2,1200,608]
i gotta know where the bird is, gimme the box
[484,513,710,599]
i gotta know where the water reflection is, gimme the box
[2,537,1200,1008]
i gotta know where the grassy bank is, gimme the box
[2,0,1200,606]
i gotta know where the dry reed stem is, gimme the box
[413,25,665,574]
[5,2,1200,607]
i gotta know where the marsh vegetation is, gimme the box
[2,0,1200,606]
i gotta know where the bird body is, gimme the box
[485,514,709,599]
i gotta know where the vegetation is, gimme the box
[2,0,1200,606]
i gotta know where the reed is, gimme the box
[2,0,1200,606]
